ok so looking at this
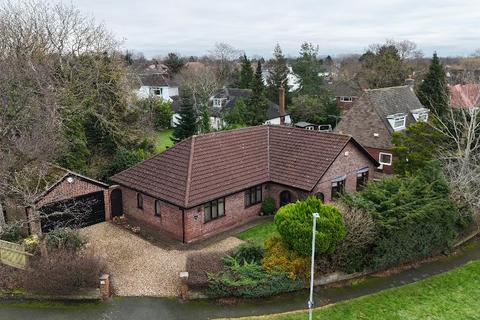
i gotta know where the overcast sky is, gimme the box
[61,0,480,58]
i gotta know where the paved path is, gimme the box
[80,222,243,297]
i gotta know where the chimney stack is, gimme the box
[279,86,286,125]
[405,78,415,90]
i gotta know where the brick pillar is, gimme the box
[104,188,112,221]
[179,272,189,299]
[99,274,111,300]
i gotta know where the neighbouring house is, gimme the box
[335,84,429,174]
[110,125,378,243]
[262,65,300,92]
[2,165,112,234]
[211,87,292,128]
[135,73,179,101]
[294,121,332,132]
[325,80,363,111]
[449,83,480,110]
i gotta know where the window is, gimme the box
[393,115,406,130]
[417,112,429,122]
[379,152,392,166]
[245,185,262,207]
[137,193,144,210]
[340,96,353,102]
[356,168,369,191]
[213,98,223,108]
[151,87,163,96]
[155,200,161,217]
[204,198,225,222]
[331,178,345,200]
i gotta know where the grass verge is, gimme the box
[155,129,174,153]
[229,260,480,320]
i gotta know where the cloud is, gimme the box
[57,0,480,57]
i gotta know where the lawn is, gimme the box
[234,260,480,320]
[154,129,174,153]
[236,220,277,247]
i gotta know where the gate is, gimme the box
[0,239,32,270]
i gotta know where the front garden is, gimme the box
[0,227,106,298]
[186,163,476,299]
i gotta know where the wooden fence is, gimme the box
[0,239,32,269]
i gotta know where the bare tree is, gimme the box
[209,42,242,85]
[176,64,221,107]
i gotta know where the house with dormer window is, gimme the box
[335,84,428,174]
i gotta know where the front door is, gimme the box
[279,190,292,207]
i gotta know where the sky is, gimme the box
[57,0,480,58]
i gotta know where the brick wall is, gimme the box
[365,147,394,175]
[119,186,184,241]
[184,187,264,243]
[313,141,376,202]
[37,175,106,207]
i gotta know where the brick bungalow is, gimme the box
[335,84,429,174]
[111,125,378,243]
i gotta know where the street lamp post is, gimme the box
[308,212,320,320]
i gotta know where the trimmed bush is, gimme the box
[24,250,106,295]
[262,234,309,280]
[232,242,264,264]
[274,196,346,256]
[207,256,304,298]
[261,197,276,215]
[45,227,86,251]
[343,164,461,270]
[186,251,228,289]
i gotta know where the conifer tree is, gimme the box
[199,105,211,133]
[245,61,268,125]
[172,89,197,143]
[239,54,254,89]
[417,53,449,118]
[266,44,289,104]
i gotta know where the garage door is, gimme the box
[40,191,105,233]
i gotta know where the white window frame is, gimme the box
[417,112,429,122]
[339,96,353,102]
[150,86,163,96]
[213,98,224,108]
[393,115,406,130]
[379,152,393,166]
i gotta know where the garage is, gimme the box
[40,191,106,233]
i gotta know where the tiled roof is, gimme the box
[213,88,286,119]
[335,85,424,149]
[138,73,170,87]
[449,84,480,109]
[326,81,363,97]
[111,126,376,208]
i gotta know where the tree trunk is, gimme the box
[0,202,5,233]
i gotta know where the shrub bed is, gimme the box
[343,165,465,270]
[186,251,227,289]
[207,256,304,298]
[24,249,106,295]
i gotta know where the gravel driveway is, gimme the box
[80,222,243,297]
